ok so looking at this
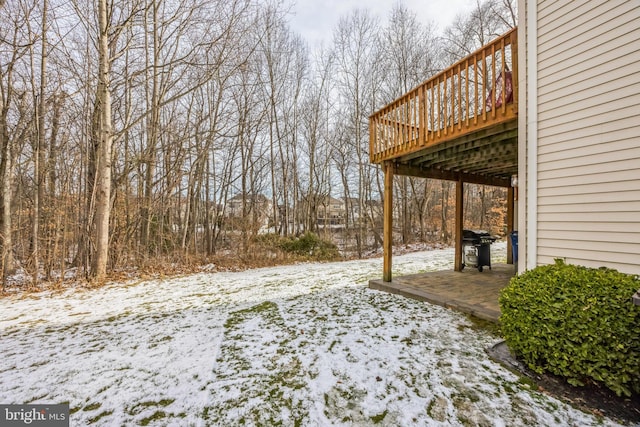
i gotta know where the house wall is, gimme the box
[520,0,640,275]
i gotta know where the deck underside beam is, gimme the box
[390,163,511,188]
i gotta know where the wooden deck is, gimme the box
[369,264,515,323]
[369,28,519,282]
[369,28,517,167]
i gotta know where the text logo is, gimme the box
[0,404,69,426]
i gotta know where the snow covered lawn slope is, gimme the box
[0,243,623,426]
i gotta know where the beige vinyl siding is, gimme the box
[534,0,640,275]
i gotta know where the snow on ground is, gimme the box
[0,242,625,426]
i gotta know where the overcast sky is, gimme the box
[287,0,477,47]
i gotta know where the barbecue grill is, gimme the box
[461,229,497,272]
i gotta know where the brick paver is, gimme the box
[369,264,516,323]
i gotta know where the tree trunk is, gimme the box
[440,181,451,244]
[31,0,48,284]
[0,123,14,281]
[141,0,160,251]
[0,55,15,281]
[91,0,113,281]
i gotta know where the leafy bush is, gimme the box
[254,232,341,261]
[499,259,640,396]
[280,232,341,260]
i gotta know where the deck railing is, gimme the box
[370,28,518,163]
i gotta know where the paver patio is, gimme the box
[369,263,516,322]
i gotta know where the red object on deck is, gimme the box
[486,70,513,110]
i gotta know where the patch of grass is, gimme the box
[128,399,175,416]
[224,300,278,328]
[105,311,132,322]
[509,396,539,426]
[96,385,110,394]
[436,360,452,368]
[517,376,537,390]
[139,411,166,426]
[148,335,173,348]
[83,402,102,411]
[207,300,309,425]
[452,389,480,405]
[426,399,435,416]
[426,396,448,422]
[502,381,517,394]
[68,311,92,317]
[463,315,502,337]
[370,409,388,423]
[87,410,113,424]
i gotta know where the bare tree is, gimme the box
[28,0,49,284]
[299,47,334,234]
[379,4,439,245]
[256,5,308,236]
[89,0,113,280]
[332,9,380,256]
[1,0,38,283]
[442,0,516,61]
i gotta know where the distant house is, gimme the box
[225,193,274,230]
[317,197,346,226]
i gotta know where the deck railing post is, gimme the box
[491,42,497,119]
[450,68,455,133]
[465,59,470,127]
[418,86,425,147]
[501,36,507,114]
[369,117,376,162]
[430,81,435,142]
[457,63,462,131]
[482,52,487,122]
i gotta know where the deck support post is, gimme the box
[383,161,393,282]
[507,186,515,264]
[454,178,464,272]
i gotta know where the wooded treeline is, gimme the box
[0,0,516,284]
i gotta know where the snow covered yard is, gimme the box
[0,243,624,426]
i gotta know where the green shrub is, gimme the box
[281,232,341,260]
[499,259,640,396]
[254,232,341,261]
